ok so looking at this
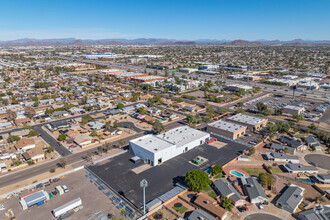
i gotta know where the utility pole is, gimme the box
[140,179,148,215]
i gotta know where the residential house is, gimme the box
[188,209,217,220]
[213,179,246,207]
[312,174,330,184]
[266,142,296,154]
[241,177,267,204]
[298,205,330,220]
[276,184,304,213]
[88,121,105,130]
[283,164,318,174]
[74,135,92,148]
[279,136,305,151]
[305,136,322,151]
[14,138,36,151]
[0,122,12,130]
[52,110,69,117]
[265,152,300,163]
[48,121,69,131]
[194,192,229,220]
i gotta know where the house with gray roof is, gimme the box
[266,142,296,154]
[265,152,300,163]
[305,136,322,151]
[298,205,330,220]
[241,177,267,204]
[188,209,217,220]
[313,174,330,184]
[88,121,104,130]
[276,184,304,213]
[283,164,318,174]
[213,179,245,207]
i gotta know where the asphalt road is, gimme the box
[304,154,330,170]
[244,213,282,220]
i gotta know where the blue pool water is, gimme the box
[299,178,314,184]
[230,170,245,177]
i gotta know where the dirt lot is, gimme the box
[0,169,129,220]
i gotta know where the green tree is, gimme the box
[247,146,255,155]
[308,123,317,132]
[7,135,20,143]
[264,108,274,116]
[152,120,164,134]
[210,165,223,176]
[105,121,111,129]
[58,133,66,141]
[113,120,119,128]
[138,107,147,114]
[259,172,275,188]
[186,114,195,125]
[81,114,92,124]
[274,108,283,115]
[98,146,103,156]
[293,114,304,123]
[27,129,39,137]
[117,103,124,109]
[91,129,98,137]
[256,102,267,112]
[221,196,234,211]
[185,170,211,192]
[60,158,67,168]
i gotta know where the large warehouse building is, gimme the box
[129,126,210,166]
[227,114,268,131]
[207,120,247,140]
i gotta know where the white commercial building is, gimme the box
[85,54,117,59]
[129,126,210,166]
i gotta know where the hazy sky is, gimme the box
[0,0,329,41]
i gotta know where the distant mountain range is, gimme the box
[0,38,329,46]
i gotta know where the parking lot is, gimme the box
[0,169,128,220]
[88,139,247,208]
[236,131,264,146]
[243,94,329,122]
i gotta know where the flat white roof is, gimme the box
[228,113,266,126]
[209,120,247,132]
[130,126,209,152]
[284,105,305,111]
[156,126,209,148]
[130,134,175,153]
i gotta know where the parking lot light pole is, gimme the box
[140,179,148,215]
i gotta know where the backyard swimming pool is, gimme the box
[230,170,245,177]
[299,178,314,184]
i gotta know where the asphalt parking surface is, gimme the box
[244,213,282,220]
[119,121,144,132]
[304,154,330,170]
[88,139,247,208]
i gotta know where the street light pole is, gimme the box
[140,179,148,215]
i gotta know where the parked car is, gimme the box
[62,185,69,193]
[258,203,264,210]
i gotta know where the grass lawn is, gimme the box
[172,205,188,214]
[241,168,265,177]
[208,191,217,198]
[214,173,223,179]
[203,185,212,191]
[271,167,283,173]
[295,134,307,139]
[203,185,218,199]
